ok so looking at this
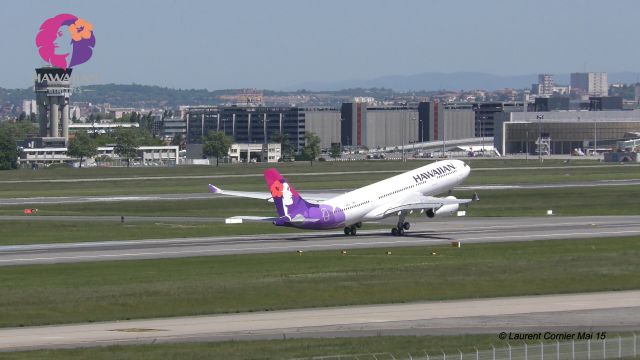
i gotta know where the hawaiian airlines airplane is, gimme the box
[208,159,477,236]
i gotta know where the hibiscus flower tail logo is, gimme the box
[69,19,93,41]
[270,180,284,198]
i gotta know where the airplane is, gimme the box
[208,159,477,236]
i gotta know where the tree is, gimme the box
[202,131,233,167]
[329,142,342,160]
[67,131,98,168]
[170,133,186,149]
[270,132,292,161]
[302,131,321,166]
[113,128,139,168]
[0,127,19,170]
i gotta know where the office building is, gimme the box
[571,72,608,97]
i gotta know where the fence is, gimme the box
[289,334,638,360]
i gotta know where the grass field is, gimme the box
[3,333,601,360]
[1,237,638,328]
[0,221,306,245]
[1,160,637,198]
[1,158,605,181]
[1,185,638,245]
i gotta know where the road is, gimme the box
[1,216,639,266]
[2,179,639,205]
[1,291,638,351]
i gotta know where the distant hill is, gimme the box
[285,71,640,92]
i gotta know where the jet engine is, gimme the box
[425,196,459,218]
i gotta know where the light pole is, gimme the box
[537,114,544,162]
[525,130,529,161]
[442,114,446,158]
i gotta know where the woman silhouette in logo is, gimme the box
[36,14,95,69]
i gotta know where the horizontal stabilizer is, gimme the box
[226,216,278,222]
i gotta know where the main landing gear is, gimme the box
[343,222,362,236]
[391,212,410,236]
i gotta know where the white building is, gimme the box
[537,74,554,96]
[69,122,139,135]
[228,143,281,163]
[22,100,37,115]
[19,145,179,167]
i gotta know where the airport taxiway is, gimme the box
[1,290,638,351]
[1,216,639,266]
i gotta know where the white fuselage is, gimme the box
[324,159,470,226]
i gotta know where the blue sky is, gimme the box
[2,0,638,89]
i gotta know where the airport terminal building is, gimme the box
[494,110,640,155]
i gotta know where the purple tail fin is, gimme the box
[264,168,310,219]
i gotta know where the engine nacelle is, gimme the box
[425,196,459,218]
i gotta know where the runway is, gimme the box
[2,179,640,205]
[1,216,639,266]
[1,291,638,351]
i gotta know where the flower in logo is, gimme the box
[270,180,284,198]
[68,18,93,41]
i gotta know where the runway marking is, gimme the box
[2,229,639,264]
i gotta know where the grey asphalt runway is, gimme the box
[1,216,639,266]
[2,179,639,205]
[1,291,638,351]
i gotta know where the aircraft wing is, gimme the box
[208,184,336,203]
[381,194,477,216]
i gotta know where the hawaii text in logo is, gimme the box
[35,14,96,69]
[412,163,457,183]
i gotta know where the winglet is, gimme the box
[208,184,223,194]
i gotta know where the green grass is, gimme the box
[1,237,639,328]
[1,160,636,198]
[460,185,640,217]
[0,221,306,245]
[0,333,583,360]
[2,158,604,181]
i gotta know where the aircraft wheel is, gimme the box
[344,227,351,236]
[398,228,405,236]
[391,227,398,236]
[355,222,362,228]
[350,226,357,236]
[403,222,410,230]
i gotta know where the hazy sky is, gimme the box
[2,0,638,90]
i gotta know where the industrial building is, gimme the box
[494,110,640,155]
[184,103,479,158]
[341,103,419,149]
[418,102,475,142]
[184,106,340,158]
[472,102,525,138]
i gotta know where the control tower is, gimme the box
[34,67,73,143]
